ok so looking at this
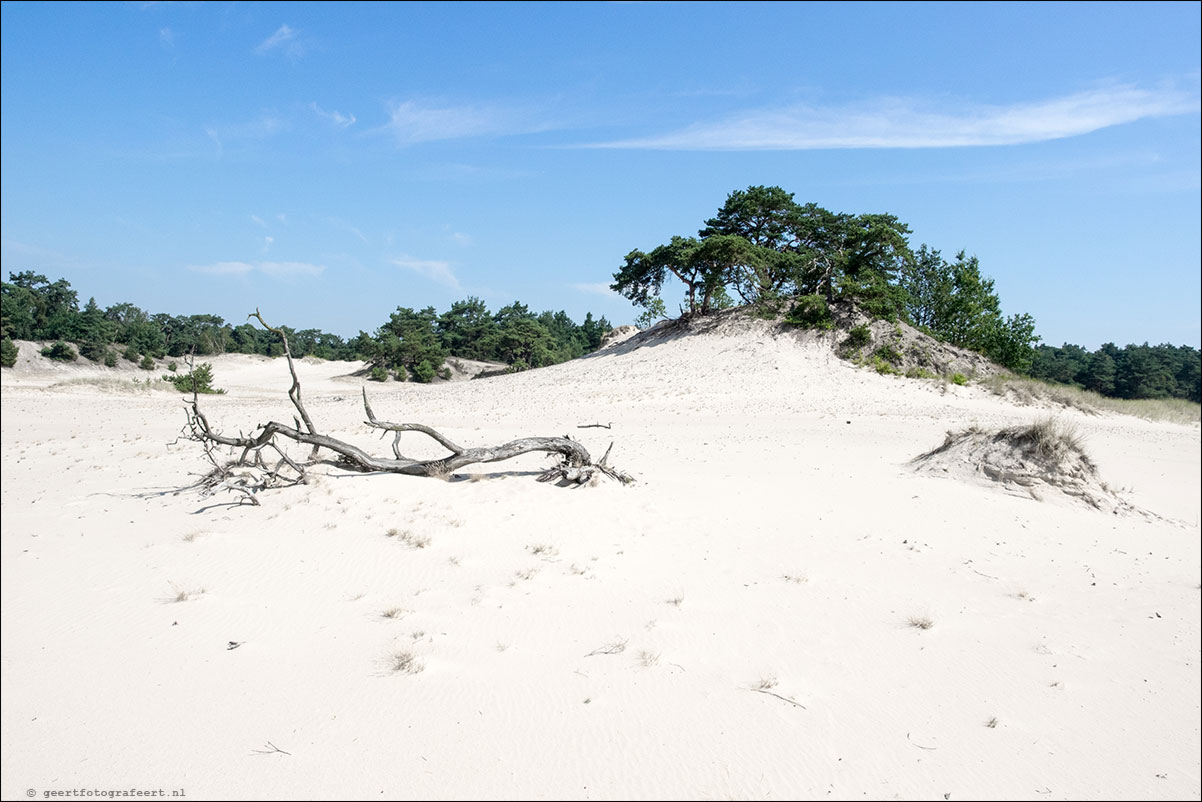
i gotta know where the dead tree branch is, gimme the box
[177,313,634,503]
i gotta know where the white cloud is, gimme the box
[309,101,356,128]
[379,100,551,145]
[262,236,274,252]
[572,282,619,298]
[589,83,1200,150]
[188,260,324,278]
[159,27,174,48]
[391,255,461,289]
[256,24,296,53]
[250,214,267,228]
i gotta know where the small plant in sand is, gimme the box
[164,362,224,394]
[949,372,968,386]
[754,675,779,691]
[907,615,935,630]
[389,650,424,675]
[380,607,405,619]
[637,650,661,668]
[666,595,684,607]
[528,543,559,559]
[781,573,808,584]
[387,528,430,549]
[986,716,999,728]
[168,582,206,603]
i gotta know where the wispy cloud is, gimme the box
[159,27,174,48]
[188,261,325,278]
[309,101,356,129]
[256,24,295,52]
[255,24,309,60]
[325,217,369,243]
[589,83,1200,150]
[250,214,267,228]
[391,255,461,289]
[378,99,553,145]
[572,282,620,298]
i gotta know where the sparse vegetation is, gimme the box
[907,615,935,630]
[585,638,628,657]
[389,650,424,674]
[950,372,968,386]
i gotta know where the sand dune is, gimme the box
[2,321,1199,800]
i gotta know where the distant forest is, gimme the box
[3,182,1200,405]
[0,271,612,382]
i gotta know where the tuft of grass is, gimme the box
[1003,417,1086,464]
[666,595,684,607]
[755,675,779,691]
[781,573,808,584]
[637,650,661,668]
[380,607,405,619]
[514,567,539,581]
[528,543,559,559]
[387,528,431,549]
[389,650,425,675]
[986,716,999,728]
[169,583,205,603]
[949,372,969,386]
[907,615,935,630]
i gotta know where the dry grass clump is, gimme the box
[1003,418,1087,464]
[387,528,431,549]
[389,650,425,675]
[168,583,206,603]
[907,615,935,630]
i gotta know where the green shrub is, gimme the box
[123,346,140,363]
[139,354,156,370]
[438,366,452,381]
[873,357,899,375]
[845,324,872,351]
[786,294,833,330]
[164,362,224,394]
[167,360,178,372]
[905,366,935,379]
[41,341,77,362]
[950,372,968,386]
[1,338,18,368]
[873,343,902,365]
[103,349,118,368]
[79,340,108,363]
[412,359,436,383]
[369,365,389,382]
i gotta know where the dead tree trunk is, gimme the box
[178,312,632,505]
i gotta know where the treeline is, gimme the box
[1029,342,1200,402]
[0,271,611,380]
[612,185,1040,373]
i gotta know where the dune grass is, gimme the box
[983,375,1199,424]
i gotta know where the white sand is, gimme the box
[2,323,1199,800]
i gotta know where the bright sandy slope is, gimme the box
[1,321,1199,801]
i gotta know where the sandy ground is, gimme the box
[2,323,1199,801]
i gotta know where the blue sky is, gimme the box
[1,1,1199,348]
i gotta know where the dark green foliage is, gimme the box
[369,365,389,382]
[845,324,872,351]
[874,343,902,366]
[164,362,223,394]
[1,338,17,367]
[79,339,108,363]
[139,353,156,370]
[167,360,178,372]
[412,359,436,384]
[785,294,833,330]
[438,366,451,380]
[124,346,140,363]
[1029,342,1200,402]
[103,349,117,368]
[41,341,77,361]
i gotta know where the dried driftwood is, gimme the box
[178,311,632,505]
